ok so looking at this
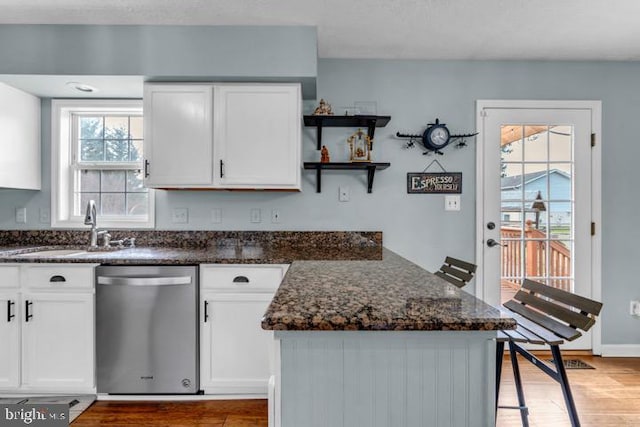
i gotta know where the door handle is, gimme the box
[487,222,496,230]
[144,159,150,178]
[220,160,225,178]
[25,300,33,322]
[7,300,15,322]
[486,238,506,248]
[204,301,209,323]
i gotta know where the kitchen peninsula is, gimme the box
[0,231,514,427]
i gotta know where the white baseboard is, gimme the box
[600,344,640,357]
[97,393,266,401]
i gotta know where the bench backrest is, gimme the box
[503,278,603,342]
[434,256,477,288]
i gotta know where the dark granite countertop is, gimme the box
[0,244,382,265]
[262,249,516,332]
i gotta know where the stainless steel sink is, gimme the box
[14,249,89,257]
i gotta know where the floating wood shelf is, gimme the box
[303,162,391,193]
[303,115,391,150]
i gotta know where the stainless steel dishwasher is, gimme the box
[96,265,199,394]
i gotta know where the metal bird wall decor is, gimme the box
[396,118,478,155]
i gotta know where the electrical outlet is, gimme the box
[211,208,222,224]
[271,209,281,223]
[39,208,50,224]
[15,208,27,223]
[171,208,189,224]
[339,186,350,202]
[630,300,640,316]
[445,195,461,211]
[250,208,261,223]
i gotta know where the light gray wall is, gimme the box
[0,56,638,346]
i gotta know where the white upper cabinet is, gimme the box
[143,82,301,190]
[213,84,301,189]
[143,84,214,187]
[0,83,41,190]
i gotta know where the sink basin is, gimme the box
[14,249,88,257]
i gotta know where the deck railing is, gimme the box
[501,221,572,292]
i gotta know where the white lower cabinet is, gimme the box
[200,264,288,395]
[0,264,97,394]
[0,291,20,389]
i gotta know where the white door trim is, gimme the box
[475,100,602,355]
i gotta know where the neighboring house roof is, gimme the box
[501,168,570,190]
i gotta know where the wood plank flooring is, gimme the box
[73,355,640,426]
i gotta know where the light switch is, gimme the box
[211,208,222,224]
[445,195,461,211]
[15,208,27,223]
[250,208,261,223]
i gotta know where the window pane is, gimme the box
[80,117,103,139]
[80,193,100,215]
[500,125,524,162]
[127,193,149,216]
[104,116,129,139]
[80,170,100,192]
[126,170,146,192]
[549,125,572,161]
[101,194,126,215]
[130,116,143,139]
[549,163,572,201]
[523,163,547,200]
[130,140,143,161]
[101,171,126,192]
[105,140,129,162]
[523,126,548,162]
[80,140,104,161]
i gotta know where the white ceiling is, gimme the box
[1,0,640,61]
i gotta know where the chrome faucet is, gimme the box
[84,200,107,247]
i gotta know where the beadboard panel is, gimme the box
[277,331,496,427]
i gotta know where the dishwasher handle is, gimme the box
[97,276,192,286]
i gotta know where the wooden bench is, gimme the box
[434,256,477,288]
[496,278,603,427]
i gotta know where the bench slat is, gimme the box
[514,290,594,331]
[440,264,474,282]
[508,325,545,344]
[506,310,566,345]
[522,279,603,316]
[504,300,582,342]
[434,271,466,288]
[497,330,511,342]
[444,256,477,273]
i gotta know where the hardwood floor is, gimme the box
[73,355,640,426]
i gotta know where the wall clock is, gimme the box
[397,118,478,155]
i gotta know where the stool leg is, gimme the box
[508,341,530,427]
[551,345,581,427]
[496,340,505,420]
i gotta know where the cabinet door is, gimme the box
[144,84,213,187]
[201,292,275,394]
[213,84,301,189]
[0,293,20,390]
[21,293,94,392]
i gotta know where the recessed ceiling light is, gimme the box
[66,81,98,93]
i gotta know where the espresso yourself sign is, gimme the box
[407,172,462,194]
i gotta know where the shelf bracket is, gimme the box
[315,167,322,193]
[366,119,377,144]
[366,166,376,193]
[315,126,323,150]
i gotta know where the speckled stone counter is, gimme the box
[263,249,514,332]
[0,230,382,264]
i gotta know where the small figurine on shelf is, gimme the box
[312,98,334,116]
[347,129,372,162]
[320,145,330,163]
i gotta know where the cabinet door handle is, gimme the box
[220,160,225,178]
[7,300,15,322]
[232,276,250,284]
[25,300,33,322]
[204,301,209,323]
[144,159,150,178]
[49,275,66,283]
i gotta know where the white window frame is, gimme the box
[51,99,155,229]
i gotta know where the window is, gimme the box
[52,100,154,228]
